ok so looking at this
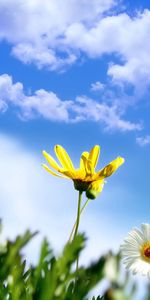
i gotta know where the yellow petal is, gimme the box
[42,164,65,178]
[54,145,74,170]
[61,170,76,179]
[85,159,94,175]
[80,151,94,175]
[95,157,125,179]
[42,150,62,171]
[89,179,105,192]
[89,145,100,169]
[80,151,89,174]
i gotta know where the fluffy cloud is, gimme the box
[0,133,75,262]
[0,0,150,88]
[65,10,150,88]
[0,0,115,43]
[0,0,116,70]
[12,43,77,71]
[91,81,105,92]
[0,74,73,121]
[136,135,150,147]
[74,96,142,131]
[0,73,141,131]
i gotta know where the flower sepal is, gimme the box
[86,180,104,200]
[73,180,91,192]
[86,188,99,200]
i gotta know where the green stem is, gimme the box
[73,191,83,240]
[73,191,83,279]
[68,198,90,242]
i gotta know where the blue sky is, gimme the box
[0,0,150,295]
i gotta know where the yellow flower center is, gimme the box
[141,242,150,262]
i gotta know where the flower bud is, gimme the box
[86,179,104,200]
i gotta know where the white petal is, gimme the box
[141,223,150,242]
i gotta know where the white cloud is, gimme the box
[65,10,150,88]
[74,96,142,132]
[0,73,24,104]
[0,133,80,259]
[0,73,141,132]
[0,0,116,71]
[12,43,77,71]
[0,0,115,42]
[0,1,150,91]
[136,135,150,147]
[0,73,73,122]
[91,81,105,92]
[21,90,73,122]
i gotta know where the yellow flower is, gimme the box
[42,145,124,198]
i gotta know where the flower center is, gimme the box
[141,242,150,262]
[144,246,150,258]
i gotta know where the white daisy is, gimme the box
[120,223,150,277]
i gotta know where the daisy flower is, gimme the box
[121,223,150,277]
[42,144,124,199]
